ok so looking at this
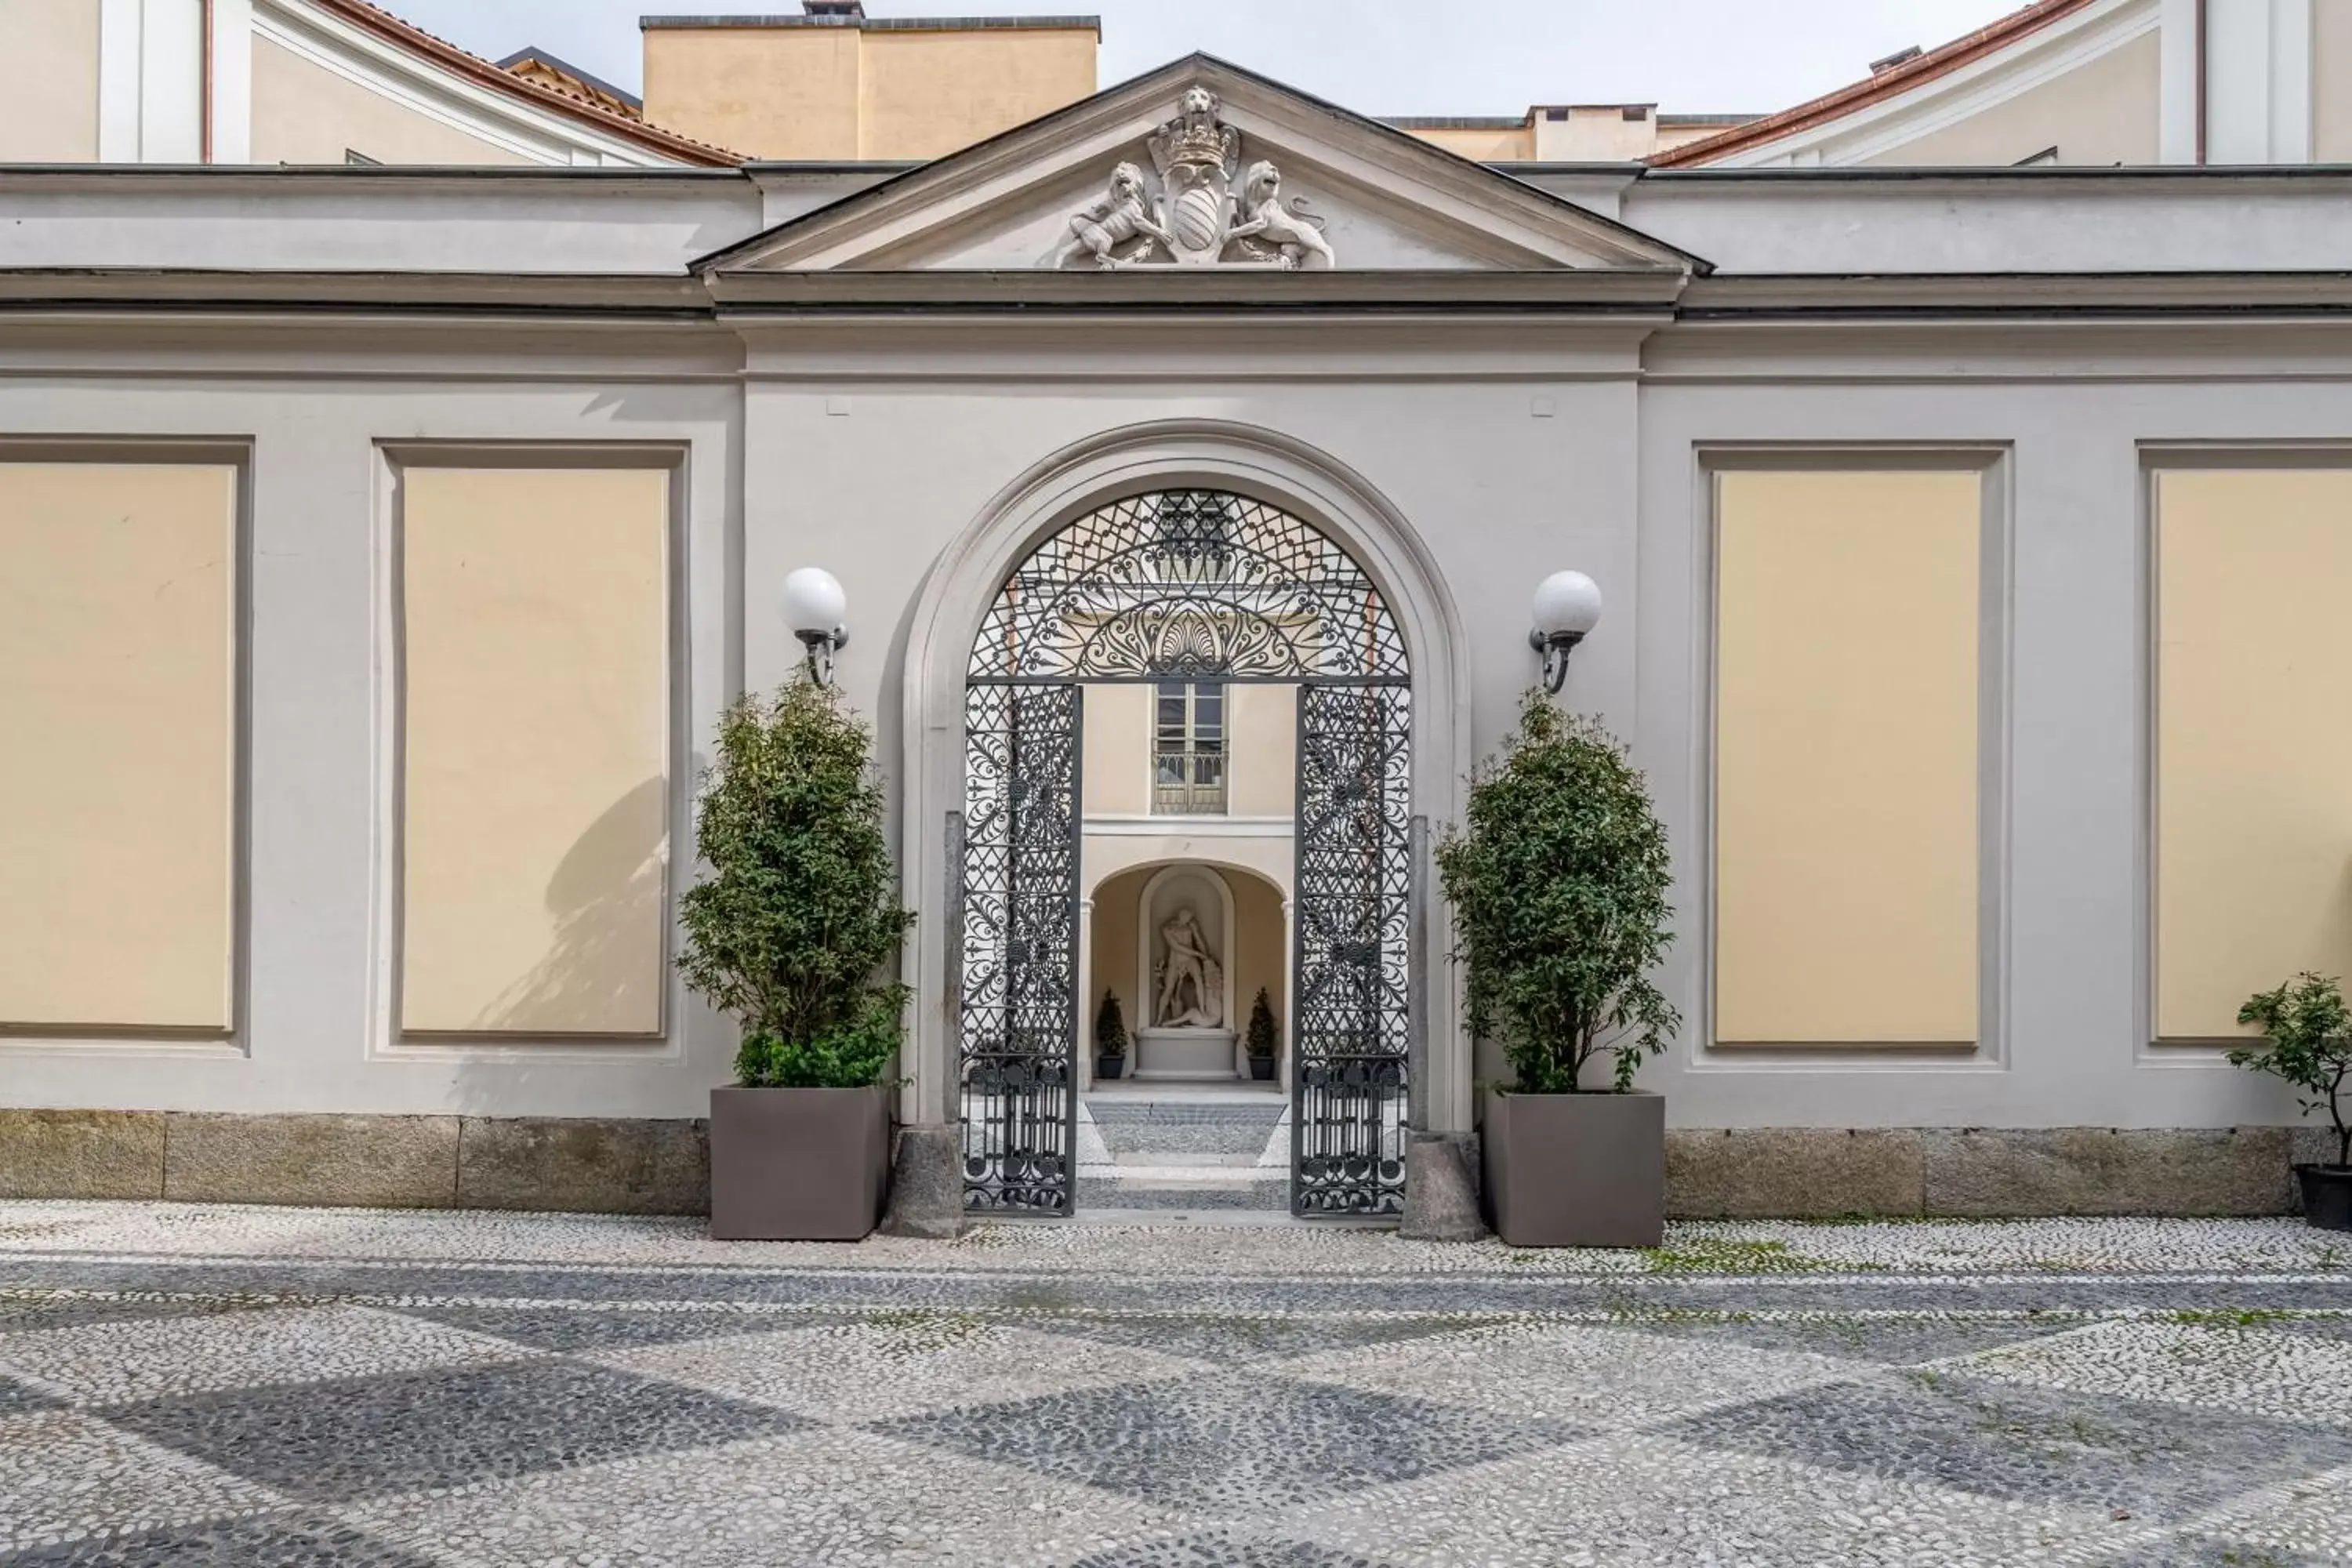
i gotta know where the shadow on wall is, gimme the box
[472,775,670,1038]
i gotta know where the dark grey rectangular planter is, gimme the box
[1482,1088,1664,1248]
[708,1085,890,1242]
[2301,1165,2352,1232]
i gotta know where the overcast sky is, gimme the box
[388,0,2018,118]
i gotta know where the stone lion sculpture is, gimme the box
[1228,161,1335,270]
[1050,162,1174,270]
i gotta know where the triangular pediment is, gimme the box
[696,56,1707,276]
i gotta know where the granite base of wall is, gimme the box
[1667,1127,2316,1219]
[0,1111,710,1214]
[0,1112,2331,1218]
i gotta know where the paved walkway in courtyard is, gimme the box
[1,1203,2349,1566]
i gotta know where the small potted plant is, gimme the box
[1094,990,1128,1082]
[1438,690,1678,1248]
[1246,988,1279,1082]
[681,677,914,1242]
[2232,972,2352,1232]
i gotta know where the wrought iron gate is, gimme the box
[958,682,1082,1214]
[960,489,1411,1216]
[1291,682,1413,1215]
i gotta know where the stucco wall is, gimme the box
[1400,125,1534,162]
[857,30,1096,163]
[397,464,672,1038]
[0,459,236,1031]
[2317,0,2352,162]
[250,34,528,166]
[641,24,1094,162]
[1712,470,1982,1046]
[0,0,101,162]
[1864,30,2161,167]
[2153,467,2352,1041]
[1081,680,1294,820]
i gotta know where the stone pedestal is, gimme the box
[1133,1027,1240,1082]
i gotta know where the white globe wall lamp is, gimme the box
[1529,570,1602,695]
[781,567,849,686]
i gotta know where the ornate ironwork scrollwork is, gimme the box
[970,491,1407,682]
[960,683,1081,1214]
[1291,683,1413,1216]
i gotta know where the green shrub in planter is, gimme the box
[1246,988,1279,1080]
[1094,989,1129,1080]
[2232,972,2352,1231]
[1438,690,1679,1247]
[681,677,915,1239]
[1437,690,1678,1095]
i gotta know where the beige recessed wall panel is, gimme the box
[2155,470,2352,1040]
[399,466,670,1035]
[0,0,101,162]
[0,462,237,1029]
[1714,470,1981,1044]
[250,36,528,166]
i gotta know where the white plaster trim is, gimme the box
[1711,0,2158,168]
[209,0,254,164]
[2158,0,2201,162]
[252,0,678,167]
[902,420,1473,1132]
[98,0,144,161]
[2271,0,2314,163]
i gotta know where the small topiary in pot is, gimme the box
[1094,989,1130,1082]
[1246,988,1279,1082]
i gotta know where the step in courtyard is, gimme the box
[1076,1083,1290,1214]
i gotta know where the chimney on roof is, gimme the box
[1870,45,1923,74]
[803,0,866,15]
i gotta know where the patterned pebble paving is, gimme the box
[0,1201,2347,1566]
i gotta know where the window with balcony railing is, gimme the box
[1153,680,1226,815]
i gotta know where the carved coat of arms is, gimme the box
[1046,89,1336,271]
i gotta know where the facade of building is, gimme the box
[4,2,2352,1221]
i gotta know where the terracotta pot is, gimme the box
[1248,1055,1277,1081]
[708,1084,890,1241]
[2300,1164,2352,1232]
[1096,1054,1126,1081]
[1482,1088,1664,1248]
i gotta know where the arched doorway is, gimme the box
[959,488,1412,1218]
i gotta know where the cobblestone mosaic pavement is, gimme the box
[1,1203,2349,1565]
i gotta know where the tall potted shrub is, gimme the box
[1438,690,1678,1247]
[2232,973,2352,1232]
[681,678,914,1241]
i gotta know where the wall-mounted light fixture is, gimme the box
[1529,570,1602,695]
[781,566,849,685]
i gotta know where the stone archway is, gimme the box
[895,423,1474,1222]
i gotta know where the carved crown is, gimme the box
[1152,88,1240,175]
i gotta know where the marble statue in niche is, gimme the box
[1046,89,1336,270]
[1154,906,1225,1028]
